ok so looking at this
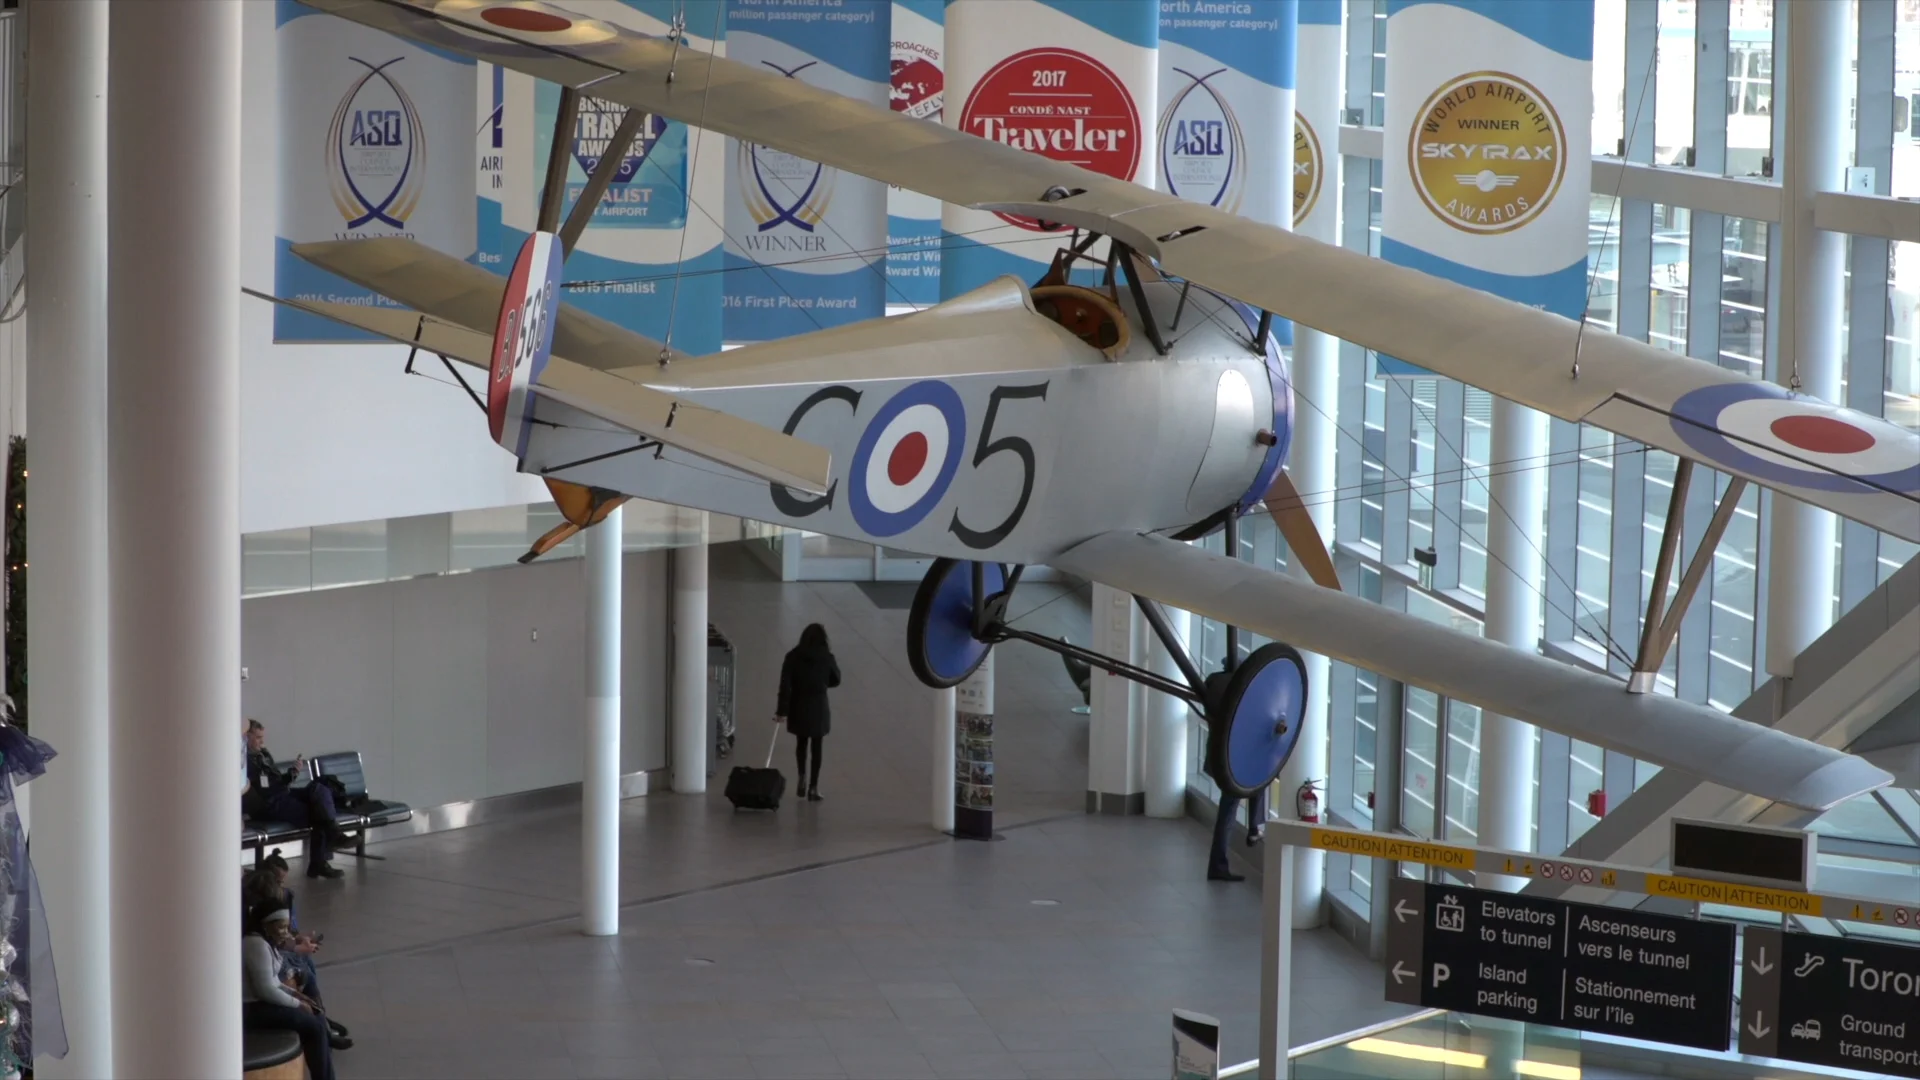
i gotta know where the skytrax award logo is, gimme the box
[1159,67,1246,215]
[326,56,426,233]
[1409,71,1565,234]
[1293,111,1322,227]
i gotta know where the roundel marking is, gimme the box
[849,381,967,537]
[479,5,572,32]
[1669,381,1920,495]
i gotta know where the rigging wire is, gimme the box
[1572,24,1660,381]
[658,0,721,364]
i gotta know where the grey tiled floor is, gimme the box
[302,549,1407,1079]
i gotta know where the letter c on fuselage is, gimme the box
[770,384,861,517]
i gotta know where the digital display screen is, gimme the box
[1672,822,1807,886]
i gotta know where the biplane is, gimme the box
[250,0,1917,812]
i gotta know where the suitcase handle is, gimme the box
[766,721,781,769]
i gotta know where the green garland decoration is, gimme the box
[4,436,21,732]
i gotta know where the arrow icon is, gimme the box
[1394,899,1416,924]
[1751,947,1773,975]
[1391,961,1413,986]
[1748,1012,1771,1039]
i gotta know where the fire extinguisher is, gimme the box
[1296,780,1322,824]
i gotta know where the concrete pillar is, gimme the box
[1143,607,1190,819]
[931,686,955,833]
[1476,398,1546,890]
[582,507,622,936]
[670,536,708,793]
[1086,583,1144,814]
[1766,0,1848,677]
[107,2,244,1075]
[25,0,111,1074]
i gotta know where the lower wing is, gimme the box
[1052,531,1891,812]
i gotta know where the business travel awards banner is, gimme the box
[887,1,945,307]
[480,1,725,356]
[1377,0,1593,377]
[940,0,1158,297]
[275,0,476,342]
[1159,0,1296,346]
[724,0,891,342]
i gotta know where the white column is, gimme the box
[26,1,111,1075]
[670,535,708,793]
[1476,399,1546,890]
[1766,0,1848,677]
[1143,607,1189,819]
[107,2,244,1075]
[582,507,622,936]
[1256,843,1297,1078]
[1086,583,1144,813]
[931,686,955,832]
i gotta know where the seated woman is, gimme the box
[242,904,338,1080]
[242,857,350,1048]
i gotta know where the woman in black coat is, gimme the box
[776,623,841,801]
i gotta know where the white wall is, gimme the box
[240,549,671,812]
[237,1,547,536]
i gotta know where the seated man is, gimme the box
[244,720,352,879]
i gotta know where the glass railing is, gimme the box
[1276,1008,1891,1080]
[242,499,786,598]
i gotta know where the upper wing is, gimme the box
[300,0,1920,543]
[1052,531,1891,811]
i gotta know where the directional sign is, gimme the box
[1739,927,1920,1078]
[1384,878,1736,1051]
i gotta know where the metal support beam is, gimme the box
[1631,458,1694,691]
[1115,245,1169,355]
[559,105,647,256]
[1136,595,1207,697]
[537,87,581,234]
[1631,475,1750,692]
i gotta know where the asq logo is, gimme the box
[1158,67,1245,215]
[326,57,427,232]
[738,60,836,249]
[1409,70,1565,235]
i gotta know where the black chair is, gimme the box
[242,1027,302,1078]
[312,751,412,860]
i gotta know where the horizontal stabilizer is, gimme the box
[535,357,833,496]
[288,237,692,371]
[243,290,492,367]
[1054,531,1891,811]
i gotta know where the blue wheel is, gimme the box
[1206,642,1309,798]
[907,558,1006,689]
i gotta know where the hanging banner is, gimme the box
[940,0,1158,297]
[1377,0,1593,377]
[724,0,891,342]
[887,0,945,308]
[1158,0,1296,346]
[481,1,725,357]
[274,0,476,342]
[1293,0,1340,243]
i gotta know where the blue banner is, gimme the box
[1159,0,1296,345]
[724,0,891,341]
[1377,0,1593,377]
[275,0,476,342]
[887,0,945,307]
[478,2,726,356]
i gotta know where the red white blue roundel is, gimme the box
[849,381,967,537]
[1670,382,1920,495]
[409,1,621,60]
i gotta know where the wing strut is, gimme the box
[1629,466,1750,692]
[536,88,582,233]
[560,106,648,256]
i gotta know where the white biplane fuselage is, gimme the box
[524,275,1287,567]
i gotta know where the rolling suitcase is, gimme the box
[725,725,785,811]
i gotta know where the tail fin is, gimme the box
[488,231,566,457]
